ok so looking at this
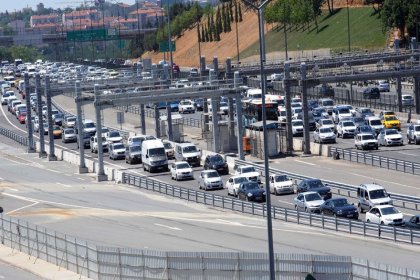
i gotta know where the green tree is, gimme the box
[201,24,206,42]
[381,0,409,43]
[197,23,201,42]
[221,4,227,33]
[229,1,234,23]
[238,2,243,22]
[234,0,239,23]
[364,0,384,12]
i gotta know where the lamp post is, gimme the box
[242,1,274,279]
[347,0,351,52]
[167,0,174,80]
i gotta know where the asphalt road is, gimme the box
[0,141,420,271]
[0,260,44,280]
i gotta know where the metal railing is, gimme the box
[123,173,420,245]
[2,215,418,280]
[234,159,420,211]
[0,126,28,146]
[330,147,420,176]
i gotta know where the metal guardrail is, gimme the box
[330,147,420,176]
[0,126,28,146]
[234,159,420,211]
[123,173,420,246]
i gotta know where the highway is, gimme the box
[0,141,420,271]
[0,260,43,280]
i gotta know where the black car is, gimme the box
[363,87,380,99]
[404,215,420,229]
[125,145,142,164]
[320,198,359,219]
[194,98,204,111]
[237,182,266,202]
[297,179,332,199]
[319,84,335,97]
[203,154,229,175]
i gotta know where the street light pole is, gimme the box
[347,0,351,52]
[242,1,274,279]
[167,0,174,80]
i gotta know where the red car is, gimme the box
[172,63,180,73]
[18,112,27,124]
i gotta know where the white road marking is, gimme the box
[349,172,418,189]
[1,192,93,209]
[278,200,294,206]
[154,223,182,231]
[56,182,72,188]
[4,187,19,192]
[76,177,85,181]
[398,151,418,156]
[2,193,38,203]
[46,168,60,173]
[0,177,3,180]
[6,202,39,215]
[294,159,316,166]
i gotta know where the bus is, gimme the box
[242,98,278,128]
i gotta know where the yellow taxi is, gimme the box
[52,125,62,138]
[381,115,401,130]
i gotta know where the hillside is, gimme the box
[142,1,386,67]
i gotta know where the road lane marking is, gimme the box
[154,223,182,231]
[4,187,19,192]
[278,200,294,206]
[349,172,418,189]
[2,193,38,203]
[6,202,39,215]
[56,182,72,188]
[398,152,418,156]
[294,160,316,166]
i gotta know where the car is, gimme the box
[355,125,375,137]
[365,205,404,226]
[313,127,336,144]
[127,135,155,146]
[1,92,14,105]
[18,111,27,124]
[62,128,77,143]
[82,119,96,136]
[312,107,329,121]
[178,100,195,114]
[336,120,357,138]
[381,115,401,130]
[398,94,414,107]
[203,154,229,175]
[377,80,390,92]
[125,144,142,164]
[237,181,266,202]
[198,170,223,191]
[308,100,319,110]
[355,133,379,150]
[377,129,403,146]
[320,198,359,219]
[268,174,294,195]
[52,125,62,138]
[52,112,64,126]
[332,106,352,123]
[90,135,109,153]
[357,183,393,213]
[106,130,123,144]
[366,117,384,136]
[355,107,375,120]
[194,98,204,111]
[362,87,380,99]
[109,142,126,160]
[234,165,261,183]
[63,115,77,128]
[226,176,249,197]
[170,161,193,181]
[318,98,334,115]
[407,124,420,144]
[404,215,420,229]
[296,178,331,199]
[378,110,396,119]
[77,132,91,149]
[352,116,366,128]
[163,141,175,159]
[316,118,335,131]
[319,84,334,97]
[294,191,324,213]
[189,68,199,76]
[291,119,304,136]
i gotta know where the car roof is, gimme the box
[177,142,196,147]
[229,175,248,179]
[301,191,319,196]
[201,170,218,174]
[374,205,395,209]
[359,183,384,191]
[303,178,321,182]
[175,161,189,165]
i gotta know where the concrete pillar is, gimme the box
[203,99,209,132]
[397,77,403,112]
[200,56,206,73]
[209,69,217,84]
[228,97,235,149]
[234,71,241,88]
[162,64,169,81]
[414,77,420,115]
[166,104,173,141]
[94,84,107,181]
[300,63,311,155]
[154,103,160,138]
[24,73,35,153]
[35,74,46,157]
[225,57,232,79]
[45,76,57,161]
[75,81,88,173]
[140,104,146,135]
[136,63,141,77]
[411,37,418,51]
[283,62,293,154]
[151,64,158,80]
[213,56,219,77]
[235,95,244,160]
[211,98,220,153]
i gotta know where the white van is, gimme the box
[141,139,168,172]
[174,142,201,167]
[246,88,262,100]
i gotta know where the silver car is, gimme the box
[198,170,223,191]
[313,127,336,144]
[294,191,325,213]
[62,128,77,143]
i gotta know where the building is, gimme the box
[30,14,59,27]
[129,5,165,28]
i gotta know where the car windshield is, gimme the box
[370,120,381,125]
[361,109,372,114]
[322,120,333,125]
[65,129,75,134]
[386,129,398,135]
[149,147,165,157]
[338,108,350,113]
[322,100,333,106]
[220,102,228,107]
[244,183,259,190]
[275,175,289,182]
[294,108,302,114]
[307,180,324,189]
[381,207,399,215]
[369,189,388,199]
[234,177,248,184]
[183,146,198,153]
[113,144,124,150]
[242,167,256,173]
[415,126,420,131]
[180,101,191,105]
[53,125,60,130]
[385,116,398,121]
[353,117,364,123]
[85,122,95,128]
[109,131,120,137]
[343,122,355,127]
[131,137,141,144]
[293,121,303,126]
[204,171,219,178]
[210,155,224,163]
[305,193,322,201]
[320,128,332,133]
[54,113,64,118]
[163,142,172,149]
[177,163,190,169]
[130,145,141,152]
[2,93,9,97]
[402,96,412,100]
[361,135,375,140]
[332,199,349,207]
[67,117,76,122]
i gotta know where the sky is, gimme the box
[1,1,136,13]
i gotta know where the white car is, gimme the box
[317,118,336,132]
[378,80,390,92]
[198,170,223,190]
[291,119,304,136]
[106,130,123,144]
[226,176,249,197]
[234,165,261,183]
[355,133,378,150]
[377,129,403,146]
[1,91,15,105]
[219,101,229,115]
[293,191,325,213]
[109,142,126,160]
[365,205,404,226]
[269,174,294,195]
[170,161,193,181]
[178,100,195,114]
[336,120,357,138]
[332,106,352,123]
[313,127,336,144]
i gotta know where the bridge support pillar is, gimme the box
[140,104,146,135]
[283,62,293,154]
[24,73,35,153]
[211,98,220,153]
[300,63,311,155]
[235,94,244,160]
[166,104,173,141]
[213,57,219,78]
[225,58,232,79]
[75,80,88,173]
[35,74,47,158]
[414,77,420,115]
[94,84,107,182]
[154,103,160,138]
[45,75,57,161]
[397,77,403,112]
